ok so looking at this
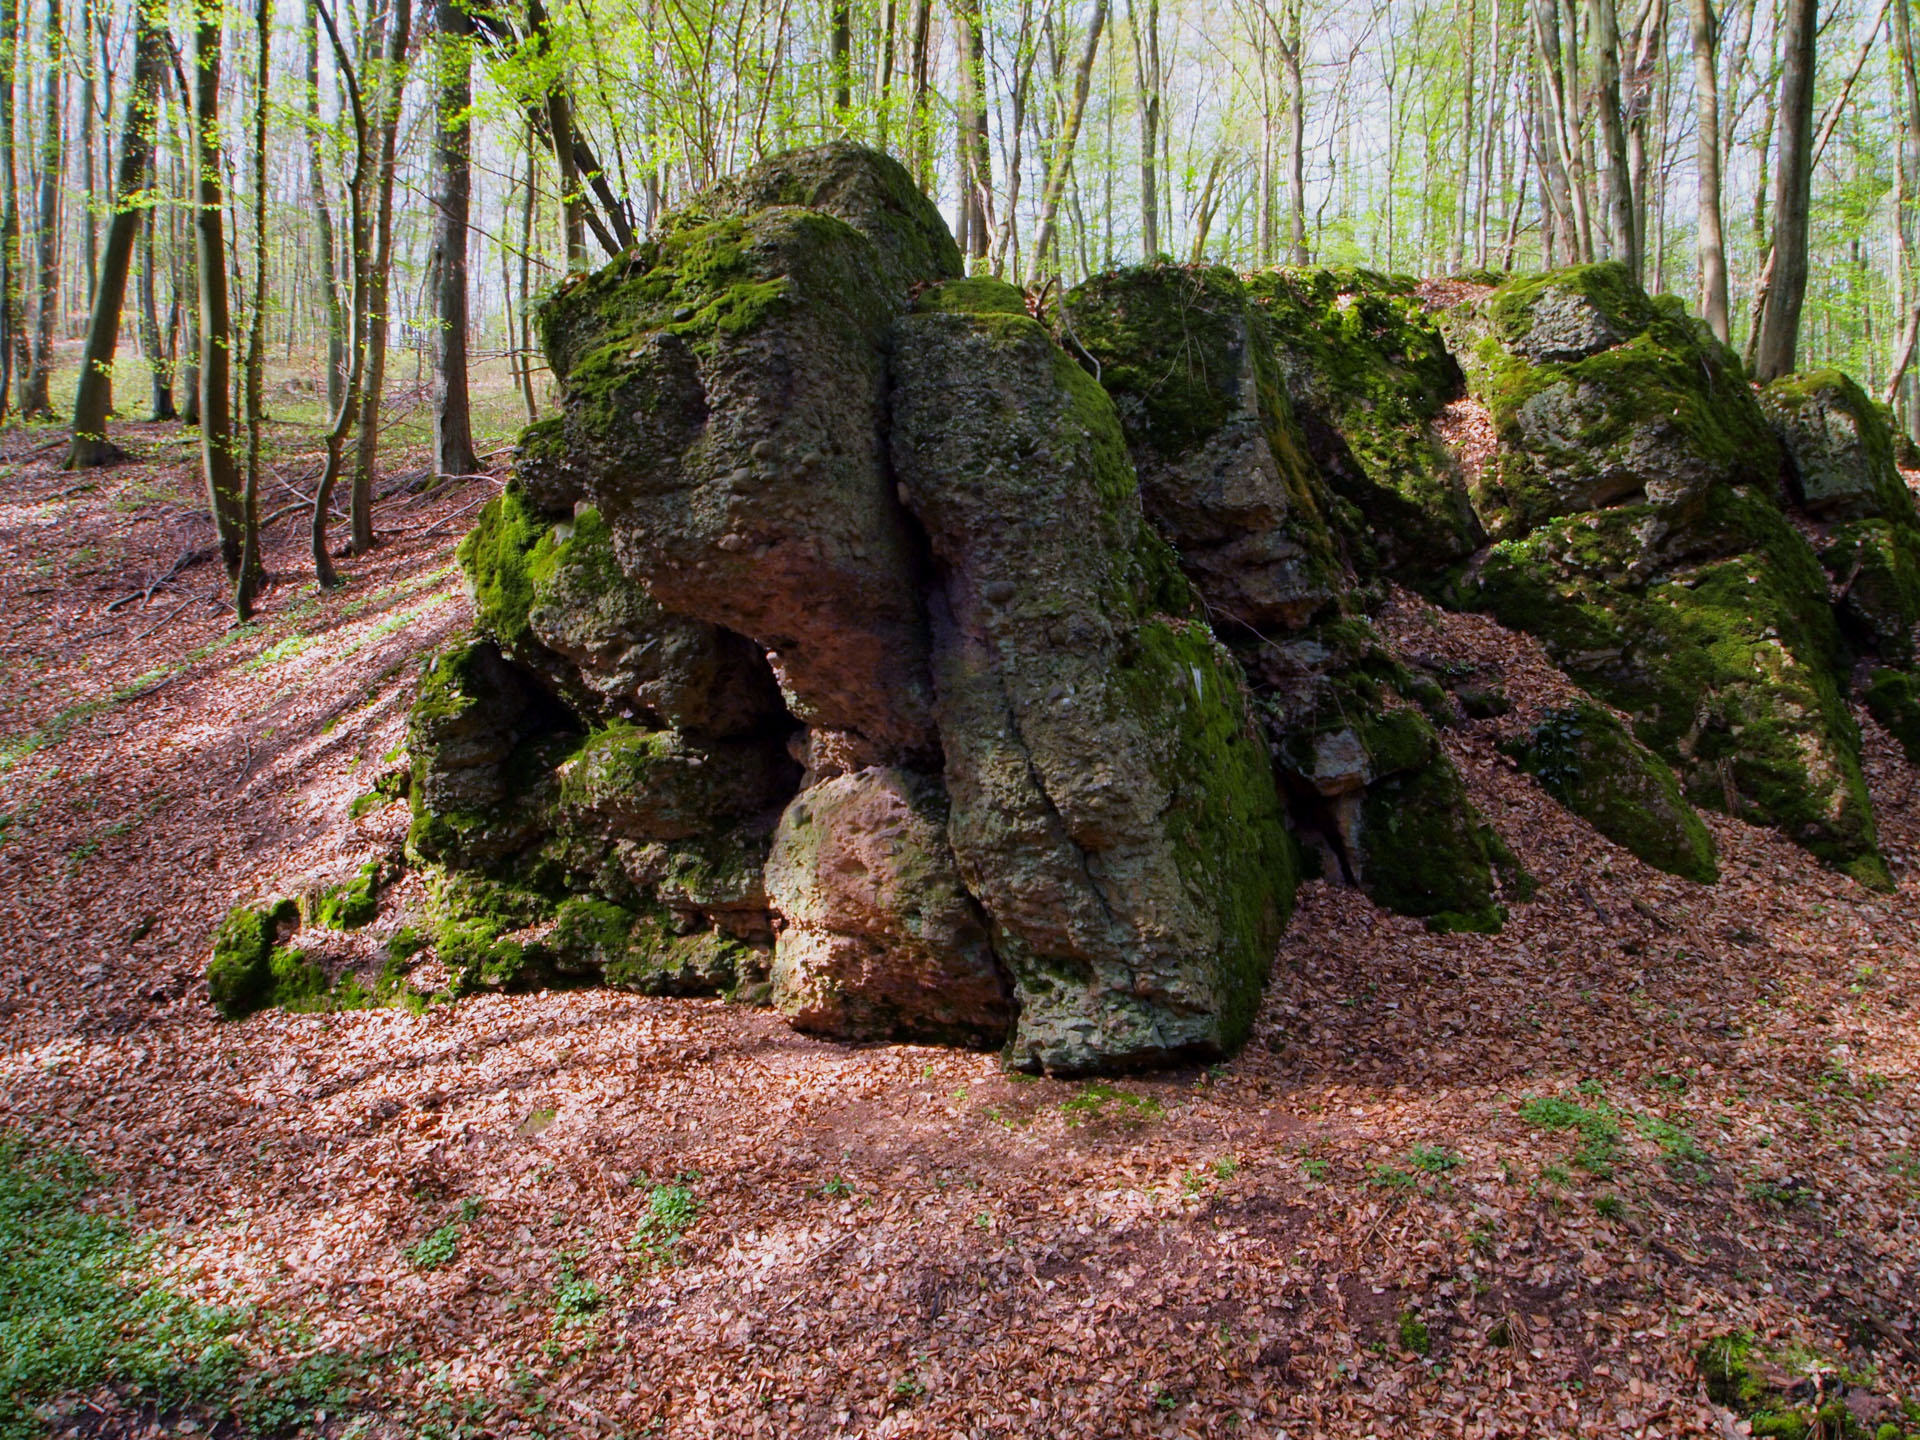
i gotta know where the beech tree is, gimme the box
[65,0,163,469]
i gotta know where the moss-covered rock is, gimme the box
[532,196,936,761]
[1472,489,1886,884]
[1822,518,1920,667]
[1259,616,1507,928]
[555,722,793,842]
[1463,264,1781,542]
[1864,667,1920,765]
[1062,264,1345,630]
[304,860,383,931]
[405,640,573,872]
[662,140,962,298]
[765,767,1010,1046]
[206,899,301,1018]
[1761,369,1911,521]
[1243,266,1482,582]
[890,288,1294,1072]
[1511,700,1718,882]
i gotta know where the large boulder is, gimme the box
[1508,699,1718,883]
[1244,267,1483,582]
[890,279,1295,1072]
[1463,264,1782,541]
[1457,265,1890,887]
[1761,370,1910,520]
[765,767,1010,1046]
[527,198,944,762]
[1062,264,1344,630]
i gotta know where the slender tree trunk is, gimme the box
[1887,0,1920,406]
[517,119,536,422]
[349,0,410,554]
[0,0,24,421]
[1129,0,1160,258]
[430,0,478,480]
[192,2,244,582]
[21,0,61,417]
[236,0,269,619]
[1281,2,1306,263]
[64,0,161,467]
[907,0,932,183]
[1452,0,1477,271]
[830,0,852,119]
[1025,0,1107,285]
[137,170,173,419]
[1588,0,1637,276]
[1752,0,1816,382]
[308,0,345,414]
[1530,0,1592,262]
[1689,0,1729,341]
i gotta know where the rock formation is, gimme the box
[368,144,1920,1070]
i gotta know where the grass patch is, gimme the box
[1059,1081,1166,1128]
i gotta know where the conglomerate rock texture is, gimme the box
[387,144,1920,1070]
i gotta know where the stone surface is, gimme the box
[1512,700,1718,883]
[1463,265,1781,541]
[532,203,939,761]
[1462,268,1887,885]
[765,767,1010,1046]
[1761,370,1910,520]
[890,281,1294,1073]
[1245,267,1483,581]
[1064,265,1343,630]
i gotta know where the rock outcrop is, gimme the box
[378,146,1916,1072]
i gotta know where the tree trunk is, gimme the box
[1129,0,1160,258]
[349,0,411,555]
[907,0,932,182]
[0,0,25,421]
[1588,0,1637,276]
[1281,2,1306,263]
[1689,0,1729,342]
[64,0,161,468]
[137,177,173,420]
[429,0,479,480]
[236,0,270,619]
[192,3,245,582]
[308,0,345,415]
[21,0,61,417]
[830,0,852,119]
[1752,0,1816,383]
[1025,0,1107,285]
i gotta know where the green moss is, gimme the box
[456,485,549,652]
[1473,491,1884,880]
[1243,266,1479,581]
[306,861,382,931]
[1486,262,1659,347]
[1063,264,1345,618]
[1357,727,1503,932]
[1763,368,1908,519]
[1514,701,1718,882]
[1697,1332,1875,1440]
[1823,518,1920,666]
[915,275,1026,315]
[1114,613,1295,1049]
[206,899,299,1018]
[1865,667,1920,765]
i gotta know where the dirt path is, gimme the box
[2,426,1916,1438]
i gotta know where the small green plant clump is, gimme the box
[405,1197,483,1271]
[1517,1093,1622,1175]
[631,1179,703,1267]
[1059,1081,1166,1128]
[1397,1310,1431,1356]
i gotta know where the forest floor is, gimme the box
[1,417,1918,1440]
